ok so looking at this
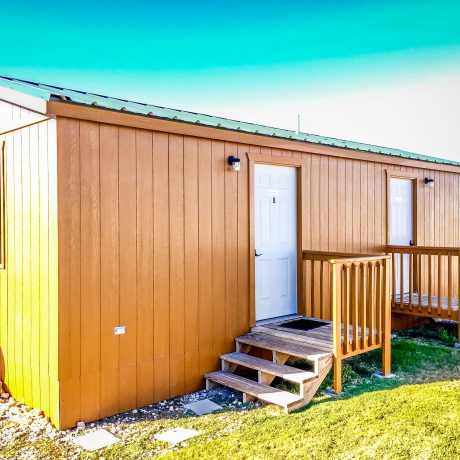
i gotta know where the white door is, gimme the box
[390,178,414,294]
[255,164,297,321]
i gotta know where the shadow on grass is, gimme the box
[91,322,459,430]
[289,323,459,413]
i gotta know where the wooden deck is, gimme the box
[254,317,380,354]
[393,293,459,319]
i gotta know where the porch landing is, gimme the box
[393,293,459,319]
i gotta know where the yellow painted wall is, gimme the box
[0,115,59,426]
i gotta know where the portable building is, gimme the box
[0,76,458,428]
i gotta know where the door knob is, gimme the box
[409,240,415,246]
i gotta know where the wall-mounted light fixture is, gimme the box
[227,155,241,172]
[424,177,435,188]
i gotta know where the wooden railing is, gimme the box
[302,250,358,319]
[385,245,460,320]
[302,251,392,393]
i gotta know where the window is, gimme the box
[0,141,5,269]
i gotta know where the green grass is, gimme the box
[164,380,460,460]
[1,332,459,460]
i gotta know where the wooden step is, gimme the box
[205,371,303,409]
[221,352,317,384]
[236,332,332,361]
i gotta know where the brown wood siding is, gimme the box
[56,116,460,428]
[0,118,59,426]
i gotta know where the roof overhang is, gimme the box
[0,85,48,115]
[46,100,460,174]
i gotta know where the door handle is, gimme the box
[409,240,415,246]
[255,251,263,257]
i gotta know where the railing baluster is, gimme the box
[360,263,367,349]
[310,260,315,317]
[343,264,350,354]
[305,258,310,315]
[320,261,324,319]
[438,254,442,316]
[400,252,405,311]
[418,253,422,312]
[352,263,359,351]
[369,262,375,346]
[458,251,460,321]
[376,262,382,345]
[448,253,453,317]
[391,253,396,309]
[409,253,413,310]
[428,254,433,313]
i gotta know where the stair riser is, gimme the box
[236,339,323,368]
[221,354,318,385]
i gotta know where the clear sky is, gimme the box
[2,0,460,160]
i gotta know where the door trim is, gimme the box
[248,153,306,327]
[385,170,418,246]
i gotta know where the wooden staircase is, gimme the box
[205,327,333,413]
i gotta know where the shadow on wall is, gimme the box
[0,347,8,394]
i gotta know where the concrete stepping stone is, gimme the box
[73,429,119,451]
[183,399,222,415]
[154,427,200,444]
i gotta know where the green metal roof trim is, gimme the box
[1,75,458,167]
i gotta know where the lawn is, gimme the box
[1,324,459,459]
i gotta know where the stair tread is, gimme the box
[236,332,332,360]
[205,371,302,407]
[221,352,317,384]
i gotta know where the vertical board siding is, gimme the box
[79,121,101,422]
[0,119,59,426]
[118,128,138,413]
[135,129,154,407]
[56,117,460,428]
[100,124,120,417]
[152,132,170,402]
[168,134,185,396]
[183,137,200,393]
[58,117,81,428]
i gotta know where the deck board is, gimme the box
[255,318,375,348]
[393,293,459,321]
[394,293,459,312]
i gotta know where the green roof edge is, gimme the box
[1,75,458,167]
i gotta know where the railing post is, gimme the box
[331,262,342,394]
[447,253,453,317]
[437,254,443,316]
[382,258,392,376]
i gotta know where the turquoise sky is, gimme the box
[2,0,460,158]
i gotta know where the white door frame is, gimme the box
[386,170,417,246]
[386,170,418,293]
[248,153,305,326]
